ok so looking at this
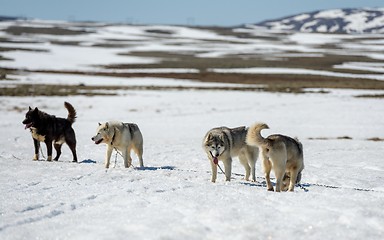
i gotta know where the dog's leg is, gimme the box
[105,145,113,168]
[261,152,273,191]
[274,166,285,192]
[65,130,77,162]
[223,157,232,181]
[287,168,299,192]
[249,157,256,182]
[271,144,288,192]
[273,157,286,192]
[244,147,257,182]
[53,143,62,161]
[134,145,144,168]
[45,141,53,161]
[33,138,40,161]
[210,159,218,183]
[239,153,251,181]
[122,148,130,168]
[250,147,259,182]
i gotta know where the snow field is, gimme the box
[1,88,384,239]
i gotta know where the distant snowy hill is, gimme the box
[253,8,384,33]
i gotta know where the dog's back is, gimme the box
[267,135,302,157]
[123,123,143,145]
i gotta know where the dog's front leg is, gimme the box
[223,157,232,181]
[210,160,217,183]
[33,138,40,160]
[45,140,53,161]
[105,145,113,168]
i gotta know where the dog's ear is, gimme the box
[218,134,225,143]
[98,122,101,126]
[105,122,109,129]
[207,133,213,140]
[29,106,32,111]
[32,107,39,114]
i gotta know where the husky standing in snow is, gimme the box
[92,121,144,169]
[246,123,304,192]
[22,102,78,162]
[203,126,259,183]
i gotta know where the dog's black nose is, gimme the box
[91,137,94,141]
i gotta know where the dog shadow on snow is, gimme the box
[80,159,175,171]
[240,181,310,192]
[233,172,310,192]
[135,166,176,171]
[80,159,97,164]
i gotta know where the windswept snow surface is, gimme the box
[1,85,384,239]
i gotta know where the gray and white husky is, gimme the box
[92,121,144,168]
[246,123,304,192]
[203,126,259,183]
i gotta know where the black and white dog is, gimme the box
[22,102,78,162]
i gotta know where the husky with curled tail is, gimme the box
[92,121,144,169]
[246,123,304,192]
[203,126,259,183]
[22,102,78,162]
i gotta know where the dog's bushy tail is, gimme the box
[246,123,270,147]
[294,137,304,155]
[64,102,77,124]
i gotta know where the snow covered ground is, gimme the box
[1,85,384,239]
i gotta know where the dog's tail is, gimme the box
[294,137,303,155]
[64,102,77,124]
[246,122,270,147]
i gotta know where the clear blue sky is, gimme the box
[1,0,383,26]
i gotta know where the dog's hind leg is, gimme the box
[251,147,259,182]
[53,143,62,161]
[287,166,300,192]
[270,144,287,192]
[131,145,144,168]
[135,144,144,168]
[65,130,78,162]
[244,147,258,182]
[65,140,77,162]
[33,138,40,161]
[274,164,286,192]
[239,152,251,181]
[45,141,53,161]
[261,150,273,191]
[122,148,131,168]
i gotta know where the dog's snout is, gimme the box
[211,150,219,158]
[91,137,94,141]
